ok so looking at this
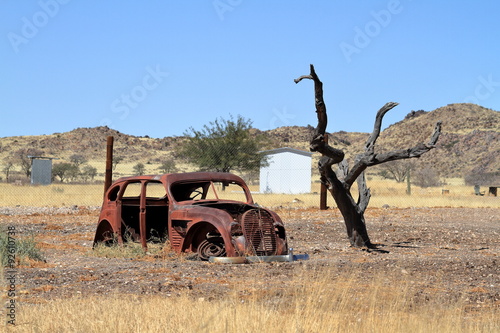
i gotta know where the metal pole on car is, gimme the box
[104,136,114,195]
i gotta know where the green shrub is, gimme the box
[0,228,44,266]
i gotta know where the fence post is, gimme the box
[104,136,114,195]
[406,167,411,195]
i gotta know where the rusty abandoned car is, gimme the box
[93,172,289,260]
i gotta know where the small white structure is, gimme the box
[260,147,312,194]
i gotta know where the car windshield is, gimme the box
[170,181,249,203]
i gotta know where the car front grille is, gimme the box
[241,209,277,256]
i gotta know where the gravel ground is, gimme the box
[1,206,499,307]
[0,206,100,216]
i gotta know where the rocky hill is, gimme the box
[376,103,499,178]
[0,103,498,180]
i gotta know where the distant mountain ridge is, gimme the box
[0,103,498,179]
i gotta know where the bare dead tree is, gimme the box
[295,65,442,248]
[378,160,414,183]
[2,159,15,183]
[12,148,44,178]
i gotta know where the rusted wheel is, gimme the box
[100,230,116,245]
[93,221,116,247]
[197,239,226,260]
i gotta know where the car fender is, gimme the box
[173,207,236,256]
[93,220,114,246]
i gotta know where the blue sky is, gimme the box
[1,1,499,138]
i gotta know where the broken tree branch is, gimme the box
[365,102,399,154]
[428,121,442,146]
[345,121,443,185]
[338,160,350,180]
[293,75,313,84]
[357,171,371,212]
[295,64,344,164]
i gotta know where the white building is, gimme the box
[259,147,312,194]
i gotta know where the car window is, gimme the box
[122,182,142,198]
[170,182,207,201]
[206,182,248,202]
[108,186,120,201]
[145,181,166,199]
[171,181,248,202]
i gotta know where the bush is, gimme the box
[412,167,441,188]
[464,171,499,186]
[0,228,44,266]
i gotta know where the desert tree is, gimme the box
[52,162,75,183]
[67,164,80,182]
[178,115,268,174]
[295,65,442,248]
[112,156,124,171]
[81,165,98,182]
[412,166,441,188]
[12,148,44,178]
[69,154,88,167]
[158,159,179,174]
[2,159,15,183]
[133,162,146,175]
[464,168,499,187]
[378,160,414,183]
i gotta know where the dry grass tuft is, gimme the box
[91,238,190,262]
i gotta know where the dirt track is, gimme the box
[2,207,499,306]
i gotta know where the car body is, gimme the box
[93,172,288,260]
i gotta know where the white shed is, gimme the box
[259,147,312,194]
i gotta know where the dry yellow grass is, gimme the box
[7,266,498,332]
[0,178,498,208]
[0,183,104,207]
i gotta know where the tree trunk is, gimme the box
[328,172,372,247]
[318,155,373,247]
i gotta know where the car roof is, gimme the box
[112,172,246,185]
